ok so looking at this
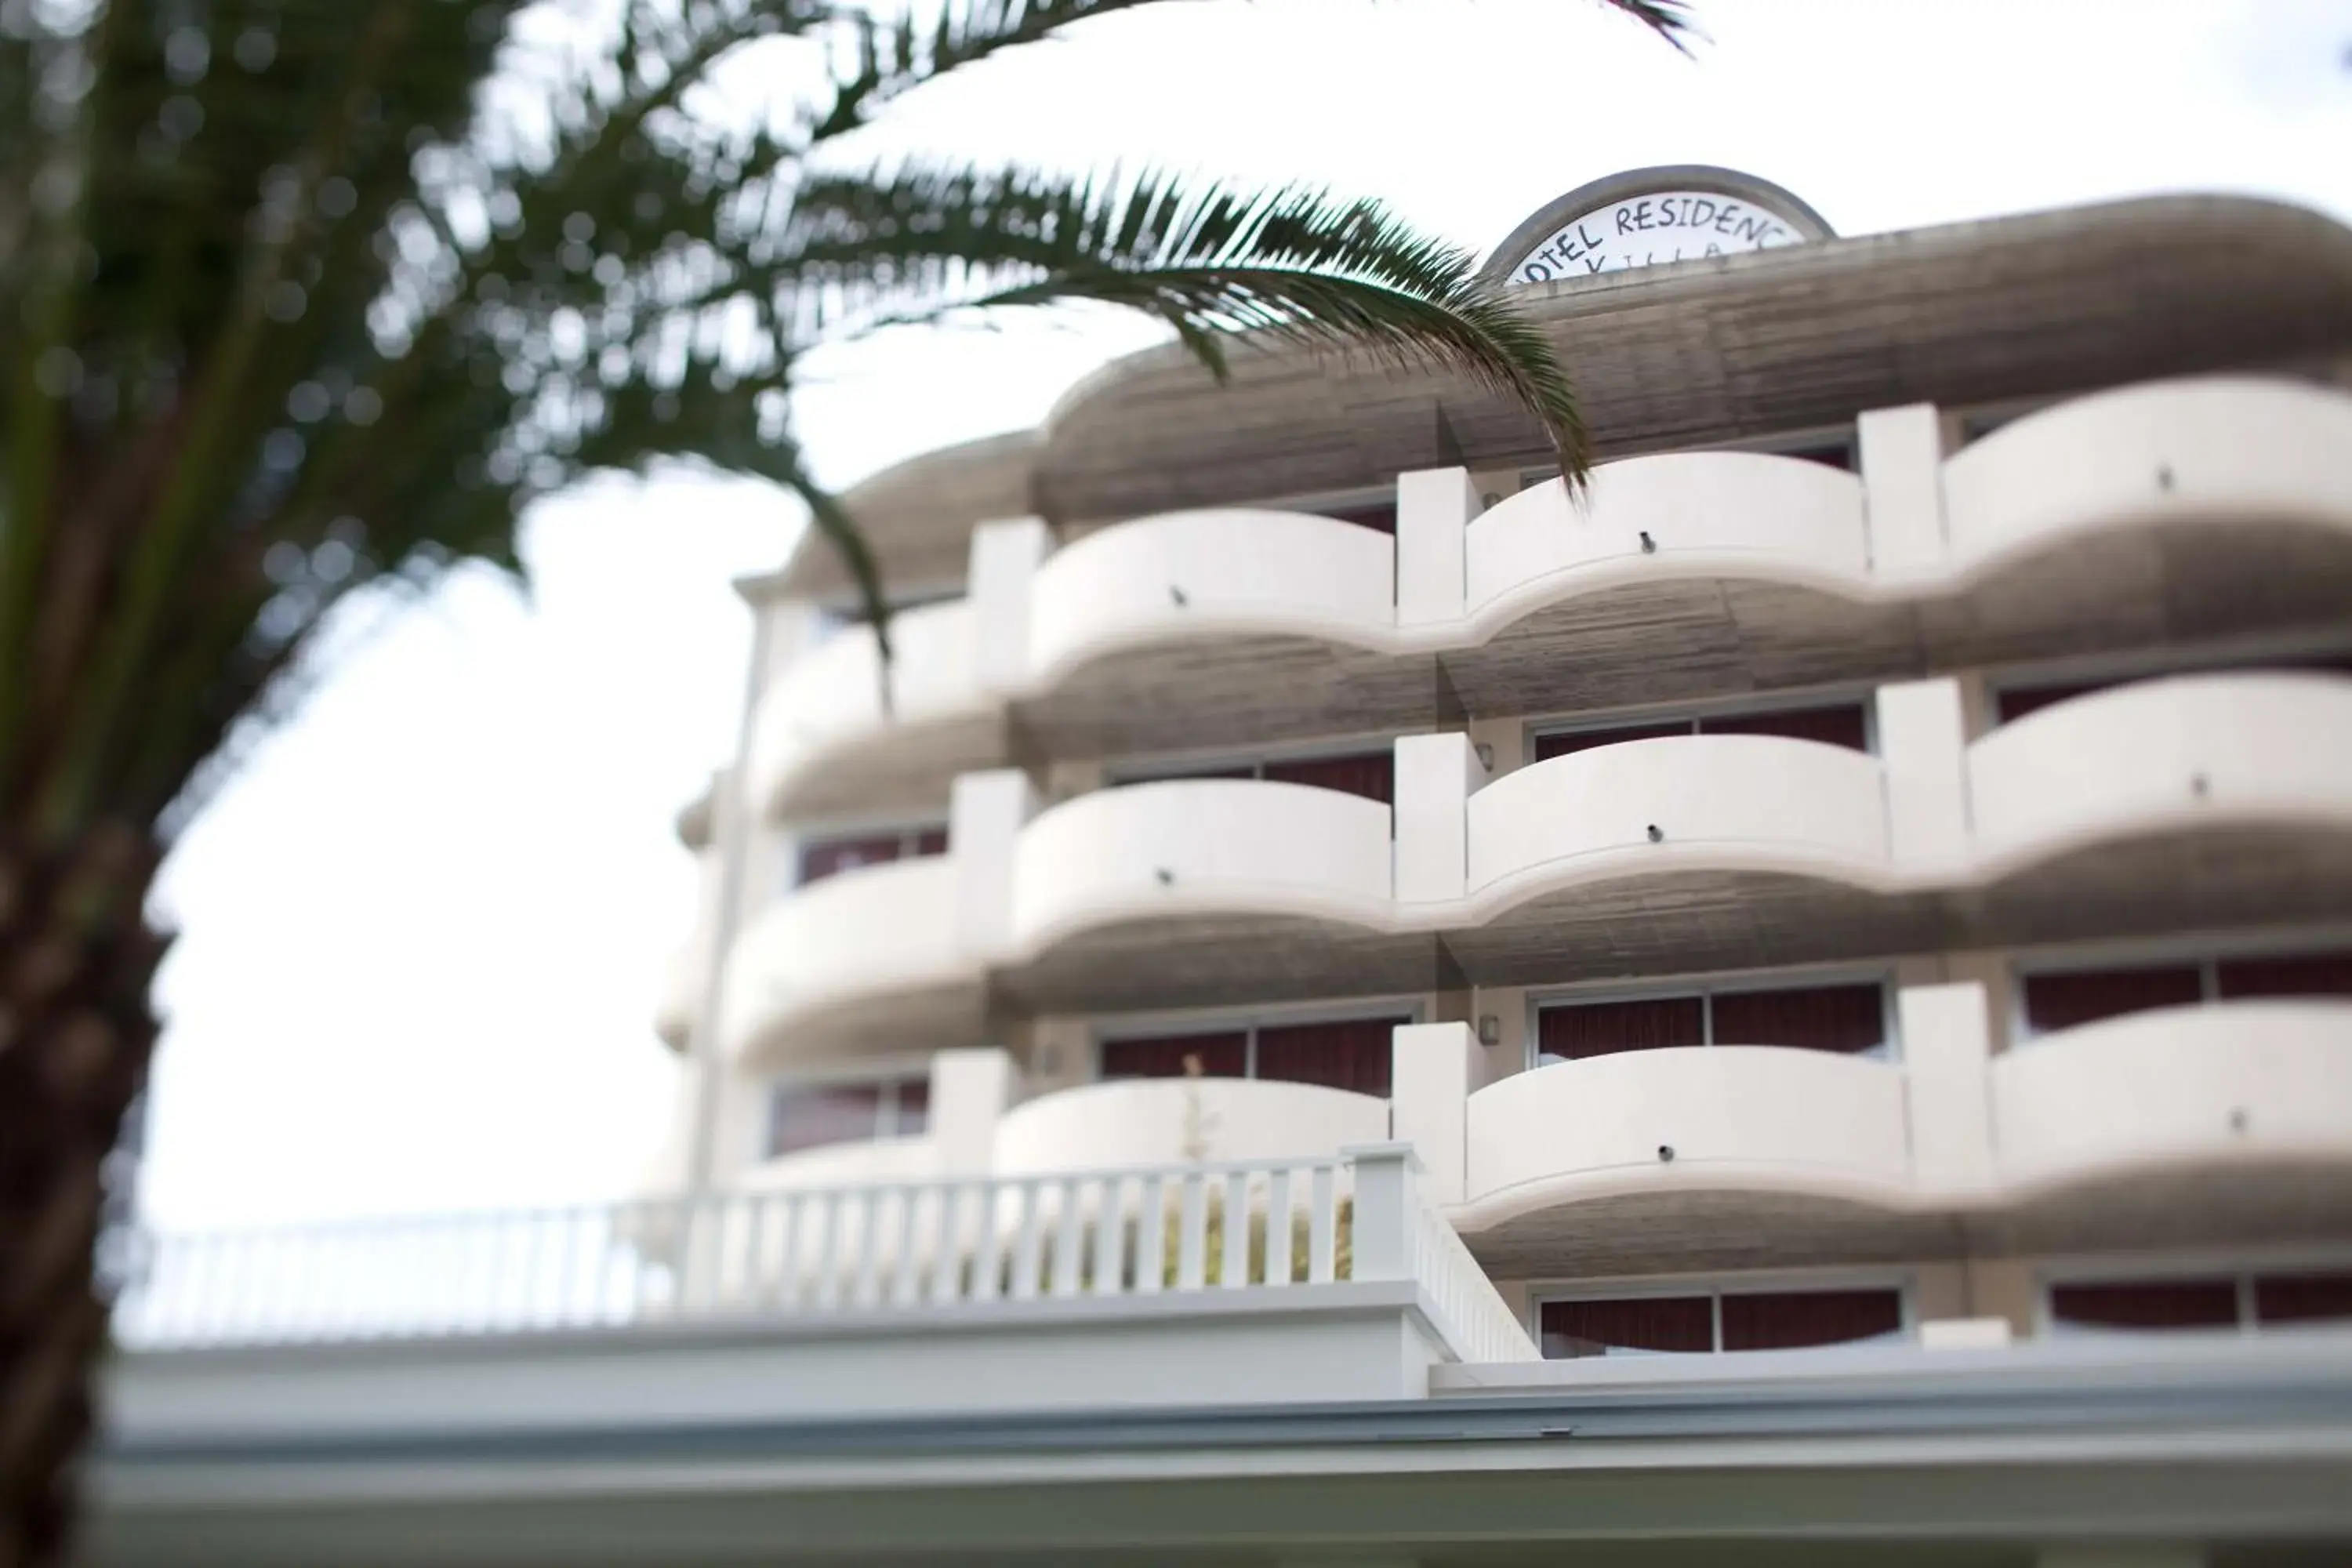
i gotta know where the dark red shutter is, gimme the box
[2049,1279,2240,1331]
[1254,1017,1405,1097]
[1534,720,1691,761]
[1262,750,1395,804]
[1326,502,1397,535]
[1538,996,1706,1061]
[1709,983,1886,1054]
[767,1083,884,1157]
[1700,702,1870,752]
[1541,1295,1713,1357]
[1098,1032,1248,1080]
[1720,1288,1903,1351]
[893,1076,931,1136]
[1994,681,2107,724]
[797,833,906,886]
[2022,966,2204,1034]
[2216,951,2352,1001]
[2254,1272,2352,1326]
[912,826,949,857]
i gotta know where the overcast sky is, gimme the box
[138,0,2352,1229]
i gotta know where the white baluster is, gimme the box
[1010,1180,1044,1300]
[1176,1174,1208,1291]
[1308,1164,1337,1284]
[1219,1171,1249,1290]
[1051,1177,1084,1298]
[1265,1168,1294,1287]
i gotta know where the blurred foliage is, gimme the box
[0,0,1689,847]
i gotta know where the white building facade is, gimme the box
[95,172,2352,1567]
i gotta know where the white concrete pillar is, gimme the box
[1393,731,1487,903]
[931,1047,1014,1176]
[1343,1142,1425,1281]
[949,768,1036,964]
[1900,981,1997,1201]
[967,516,1050,695]
[1875,676,1973,875]
[1859,401,1951,580]
[1396,466,1479,626]
[1390,1022,1478,1206]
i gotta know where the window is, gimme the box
[765,1075,930,1158]
[1098,1014,1406,1096]
[2048,1269,2352,1335]
[1541,1285,1904,1359]
[1994,652,2352,725]
[1323,501,1397,535]
[795,825,949,888]
[2018,948,2352,1037]
[1534,699,1869,762]
[1120,749,1395,806]
[1537,980,1887,1066]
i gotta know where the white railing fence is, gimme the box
[113,1145,1534,1362]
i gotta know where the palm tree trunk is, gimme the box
[0,822,165,1568]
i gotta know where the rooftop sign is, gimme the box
[1483,165,1834,285]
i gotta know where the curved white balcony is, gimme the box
[996,779,1414,1013]
[1011,779,1393,949]
[746,601,1000,818]
[721,856,982,1068]
[1451,1047,1918,1272]
[1967,672,2352,883]
[1462,1047,1913,1211]
[992,1078,1389,1175]
[1462,452,1870,630]
[1991,1001,2352,1222]
[1942,376,2352,583]
[1467,735,1892,906]
[1027,510,1396,684]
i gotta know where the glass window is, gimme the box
[1099,1032,1249,1080]
[1534,700,1870,762]
[1700,702,1869,751]
[2254,1271,2352,1326]
[1708,983,1884,1054]
[2216,952,2352,1001]
[797,826,948,887]
[1539,995,1704,1061]
[1542,1295,1712,1358]
[1542,1285,1904,1358]
[1254,1017,1403,1096]
[767,1083,884,1157]
[1534,720,1690,761]
[891,1076,931,1137]
[1720,1287,1904,1351]
[1538,981,1887,1065]
[2049,1278,2240,1333]
[2021,965,2203,1034]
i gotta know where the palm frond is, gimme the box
[772,165,1587,474]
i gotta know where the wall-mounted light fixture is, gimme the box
[1477,1015,1502,1047]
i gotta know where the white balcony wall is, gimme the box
[1463,1047,1913,1209]
[720,855,973,1062]
[1991,1000,2352,1193]
[745,599,986,813]
[1024,509,1397,684]
[992,1078,1389,1174]
[1464,735,1893,906]
[1009,779,1395,952]
[1462,452,1868,624]
[1965,673,2352,873]
[1943,376,2352,578]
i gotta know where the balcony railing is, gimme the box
[114,1145,1536,1364]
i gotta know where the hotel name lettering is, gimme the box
[1508,191,1803,282]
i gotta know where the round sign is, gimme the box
[1483,165,1834,285]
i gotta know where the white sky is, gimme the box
[139,0,2352,1229]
